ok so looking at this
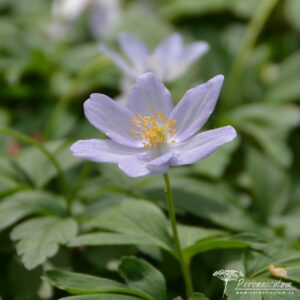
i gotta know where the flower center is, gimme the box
[131,111,176,149]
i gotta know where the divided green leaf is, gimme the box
[0,190,66,231]
[119,256,167,300]
[11,216,77,269]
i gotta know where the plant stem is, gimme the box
[163,173,193,298]
[223,280,228,297]
[224,0,279,108]
[0,127,71,213]
[0,127,67,190]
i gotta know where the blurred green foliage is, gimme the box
[0,0,300,299]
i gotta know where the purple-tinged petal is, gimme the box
[163,41,209,82]
[99,44,135,77]
[118,158,151,177]
[84,94,143,148]
[119,32,148,71]
[147,151,173,168]
[181,41,209,65]
[170,75,224,142]
[170,126,237,166]
[150,33,183,81]
[153,33,183,60]
[127,73,173,116]
[70,139,145,163]
[118,151,173,178]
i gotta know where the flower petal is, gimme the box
[147,151,174,168]
[164,41,209,82]
[70,139,145,163]
[118,151,173,178]
[150,33,183,81]
[89,0,121,40]
[99,44,135,77]
[127,73,173,117]
[153,33,183,60]
[118,158,151,177]
[119,32,148,72]
[181,41,209,65]
[170,126,237,166]
[84,94,143,148]
[170,75,224,142]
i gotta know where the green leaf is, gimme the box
[44,270,137,296]
[11,216,77,269]
[286,266,300,284]
[228,103,300,137]
[0,190,66,231]
[274,51,300,82]
[178,224,224,249]
[285,0,300,31]
[161,0,240,20]
[0,156,23,196]
[228,103,300,167]
[58,44,99,74]
[192,138,239,179]
[183,236,249,261]
[86,199,173,253]
[15,140,80,188]
[119,2,172,48]
[264,77,300,102]
[0,108,10,127]
[246,147,290,223]
[274,209,300,239]
[69,232,164,249]
[263,51,300,103]
[59,295,143,300]
[244,244,300,277]
[119,256,167,300]
[189,293,209,300]
[241,122,292,168]
[144,177,258,232]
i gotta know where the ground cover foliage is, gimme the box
[0,0,300,299]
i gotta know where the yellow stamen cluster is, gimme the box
[131,111,176,149]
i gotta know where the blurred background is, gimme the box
[0,0,300,299]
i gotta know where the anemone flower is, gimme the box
[100,33,209,82]
[71,73,236,177]
[50,0,121,40]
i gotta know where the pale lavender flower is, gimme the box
[100,33,209,82]
[71,73,236,177]
[50,0,121,40]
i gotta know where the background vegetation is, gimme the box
[0,0,300,299]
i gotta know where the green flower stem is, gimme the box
[67,162,92,201]
[0,127,71,211]
[224,0,279,108]
[163,173,193,298]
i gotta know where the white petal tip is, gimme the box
[212,74,224,84]
[203,42,210,51]
[70,142,80,155]
[89,93,100,99]
[138,72,157,80]
[194,41,210,53]
[226,125,237,140]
